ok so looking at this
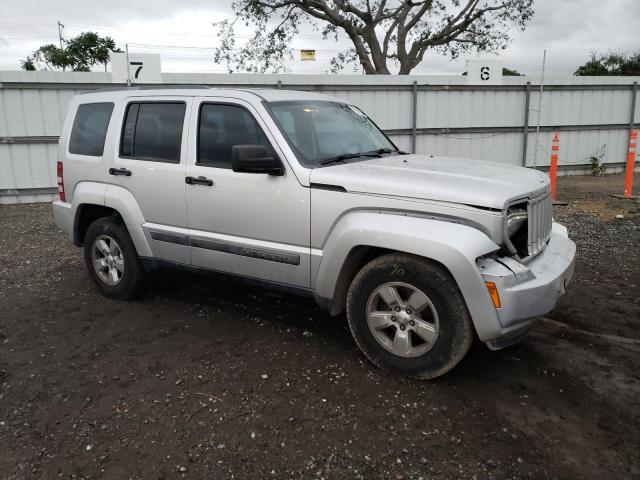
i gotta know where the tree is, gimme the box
[575,50,640,76]
[29,44,72,71]
[22,32,121,72]
[213,0,535,74]
[502,67,521,76]
[65,32,122,71]
[20,57,36,71]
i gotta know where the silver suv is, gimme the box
[53,87,576,378]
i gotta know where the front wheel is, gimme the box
[83,216,145,299]
[346,253,474,379]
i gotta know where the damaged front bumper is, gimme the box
[478,222,576,350]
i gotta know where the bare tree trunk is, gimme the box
[343,30,378,74]
[398,60,414,75]
[369,52,391,74]
[362,27,391,74]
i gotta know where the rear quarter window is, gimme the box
[68,103,114,156]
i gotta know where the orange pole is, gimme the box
[549,132,559,200]
[624,130,637,198]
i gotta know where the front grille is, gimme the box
[527,191,553,257]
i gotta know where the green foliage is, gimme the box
[589,156,606,176]
[21,32,122,72]
[31,44,72,71]
[502,67,522,76]
[20,57,36,71]
[214,0,534,75]
[575,50,640,76]
[65,32,122,71]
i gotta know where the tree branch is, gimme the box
[402,1,511,72]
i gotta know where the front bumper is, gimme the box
[478,222,576,349]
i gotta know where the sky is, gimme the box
[0,0,638,76]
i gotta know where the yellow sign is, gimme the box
[300,49,316,61]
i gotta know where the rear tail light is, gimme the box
[57,161,66,202]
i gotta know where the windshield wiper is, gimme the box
[318,152,367,166]
[318,148,405,166]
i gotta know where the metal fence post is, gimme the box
[629,81,637,140]
[522,82,531,166]
[411,81,418,154]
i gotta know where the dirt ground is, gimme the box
[1,174,638,480]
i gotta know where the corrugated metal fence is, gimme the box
[1,71,639,203]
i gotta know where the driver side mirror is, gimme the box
[231,145,284,176]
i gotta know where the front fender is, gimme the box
[314,212,502,340]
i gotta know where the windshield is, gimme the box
[267,101,398,167]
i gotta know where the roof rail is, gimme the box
[78,85,211,95]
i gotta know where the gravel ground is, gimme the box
[0,174,639,479]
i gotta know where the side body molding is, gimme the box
[313,212,502,340]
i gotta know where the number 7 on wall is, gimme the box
[129,61,143,80]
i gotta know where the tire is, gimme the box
[82,216,146,300]
[346,253,474,379]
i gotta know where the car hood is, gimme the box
[309,154,550,210]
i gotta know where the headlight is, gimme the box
[505,204,528,257]
[507,209,528,237]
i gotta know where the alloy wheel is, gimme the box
[91,235,125,286]
[365,282,439,358]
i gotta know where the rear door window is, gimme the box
[69,103,114,156]
[120,102,186,163]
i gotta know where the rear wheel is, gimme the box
[346,253,474,379]
[83,217,145,299]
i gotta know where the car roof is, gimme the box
[76,87,342,104]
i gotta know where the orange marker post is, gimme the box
[549,132,559,201]
[624,130,637,198]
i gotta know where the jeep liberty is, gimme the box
[53,87,576,378]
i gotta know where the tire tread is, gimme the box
[346,253,474,379]
[82,216,146,300]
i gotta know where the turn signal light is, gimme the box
[485,281,501,308]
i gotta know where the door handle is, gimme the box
[185,176,213,186]
[109,167,132,176]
